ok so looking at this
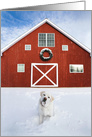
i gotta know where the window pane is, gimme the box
[39,40,46,47]
[70,65,84,73]
[47,40,54,47]
[62,45,68,51]
[25,45,31,50]
[47,34,54,47]
[47,34,54,40]
[39,33,55,47]
[17,64,25,72]
[39,33,46,40]
[39,34,46,47]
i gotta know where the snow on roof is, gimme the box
[1,19,91,56]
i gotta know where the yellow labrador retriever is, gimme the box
[39,91,54,124]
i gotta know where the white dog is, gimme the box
[39,91,54,124]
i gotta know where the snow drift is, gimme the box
[1,88,91,136]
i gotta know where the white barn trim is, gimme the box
[1,19,91,56]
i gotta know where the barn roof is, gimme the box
[1,19,91,56]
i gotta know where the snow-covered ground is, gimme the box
[1,88,91,136]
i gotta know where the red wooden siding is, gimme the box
[1,23,91,87]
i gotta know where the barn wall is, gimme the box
[1,23,91,87]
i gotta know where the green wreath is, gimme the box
[40,48,53,61]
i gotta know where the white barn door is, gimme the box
[31,63,58,87]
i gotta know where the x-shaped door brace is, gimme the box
[31,63,58,87]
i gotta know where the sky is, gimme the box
[1,11,91,50]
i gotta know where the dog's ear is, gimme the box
[51,96,54,101]
[40,91,45,96]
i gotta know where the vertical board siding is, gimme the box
[1,23,91,87]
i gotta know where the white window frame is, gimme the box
[38,33,55,47]
[25,44,31,50]
[17,64,25,72]
[69,64,84,73]
[62,45,68,51]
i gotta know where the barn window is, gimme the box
[17,64,25,72]
[69,64,84,73]
[62,45,68,51]
[38,33,55,47]
[25,45,31,50]
[47,34,54,47]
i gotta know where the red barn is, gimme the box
[1,19,91,87]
